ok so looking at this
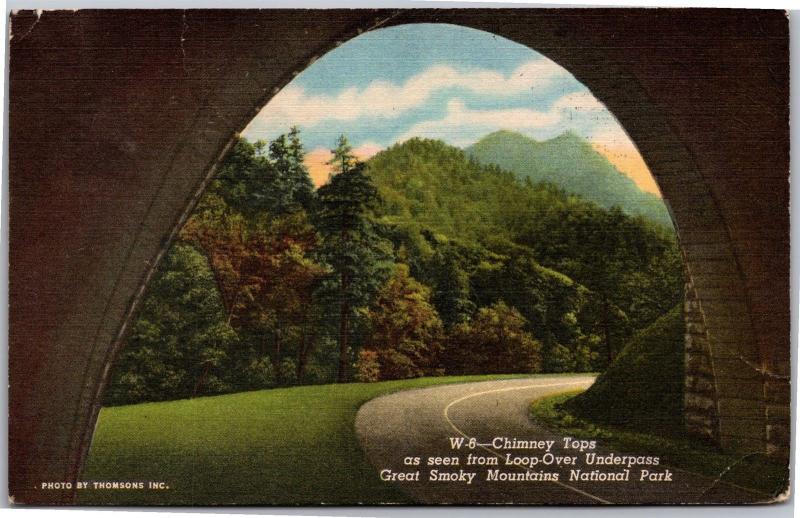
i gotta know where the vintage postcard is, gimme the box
[7,7,791,506]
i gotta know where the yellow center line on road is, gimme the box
[442,379,612,504]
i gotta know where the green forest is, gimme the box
[105,129,683,406]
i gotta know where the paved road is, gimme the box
[355,376,772,504]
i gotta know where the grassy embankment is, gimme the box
[530,306,788,496]
[80,373,531,505]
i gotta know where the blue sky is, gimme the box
[242,23,656,193]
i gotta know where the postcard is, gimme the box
[7,7,791,505]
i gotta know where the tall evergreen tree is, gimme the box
[316,136,390,382]
[430,248,475,328]
[269,127,316,213]
[287,126,316,209]
[328,134,358,177]
[215,138,278,217]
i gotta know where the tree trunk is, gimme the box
[297,317,317,383]
[192,361,212,399]
[603,300,613,365]
[261,333,269,358]
[297,318,307,382]
[273,319,282,382]
[337,273,351,383]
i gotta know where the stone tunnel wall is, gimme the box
[684,272,720,445]
[8,9,790,504]
[683,266,790,461]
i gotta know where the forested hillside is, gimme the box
[368,138,682,369]
[106,132,683,405]
[466,130,673,228]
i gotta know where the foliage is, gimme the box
[105,243,237,405]
[243,356,277,389]
[215,131,314,216]
[471,242,596,369]
[108,130,683,405]
[426,244,476,327]
[268,126,316,213]
[181,194,328,383]
[367,137,683,368]
[354,350,381,382]
[443,301,542,375]
[109,131,332,403]
[563,304,685,434]
[362,263,444,380]
[316,137,393,382]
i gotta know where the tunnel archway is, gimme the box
[8,9,789,504]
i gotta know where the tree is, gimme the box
[618,244,683,331]
[288,126,316,204]
[183,204,328,380]
[269,126,316,213]
[443,301,542,375]
[105,243,237,405]
[215,132,316,218]
[328,134,358,178]
[354,350,381,382]
[179,192,252,325]
[429,246,475,328]
[214,137,279,217]
[363,264,444,380]
[257,213,328,381]
[366,137,683,363]
[316,136,391,382]
[181,130,327,384]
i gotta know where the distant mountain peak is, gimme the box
[546,130,588,145]
[474,129,590,149]
[465,130,673,228]
[483,129,530,139]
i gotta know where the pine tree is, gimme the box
[328,134,358,177]
[316,137,390,382]
[269,127,316,213]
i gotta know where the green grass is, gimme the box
[79,374,531,505]
[531,391,789,498]
[530,306,789,498]
[565,304,685,436]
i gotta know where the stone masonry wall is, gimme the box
[684,275,720,445]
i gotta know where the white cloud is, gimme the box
[243,55,637,163]
[396,99,563,146]
[394,89,616,146]
[243,58,571,138]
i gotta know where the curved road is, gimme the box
[355,375,771,504]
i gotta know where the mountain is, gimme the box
[365,137,683,368]
[465,130,673,228]
[366,137,525,245]
[364,136,680,295]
